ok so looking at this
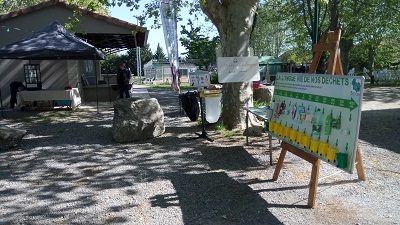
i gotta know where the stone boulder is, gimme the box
[243,125,264,137]
[253,86,274,104]
[112,98,165,143]
[0,125,27,149]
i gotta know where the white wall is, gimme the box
[0,59,80,108]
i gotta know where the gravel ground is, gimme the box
[0,85,399,225]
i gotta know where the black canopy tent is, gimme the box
[0,21,106,115]
[0,20,105,60]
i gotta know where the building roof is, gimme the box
[259,56,287,65]
[0,0,148,54]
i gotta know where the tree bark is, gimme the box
[329,0,340,31]
[339,38,354,74]
[368,45,377,70]
[201,0,259,130]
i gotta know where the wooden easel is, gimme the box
[308,29,344,75]
[272,30,366,208]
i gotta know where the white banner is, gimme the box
[159,0,180,92]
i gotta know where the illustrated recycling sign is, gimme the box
[273,90,359,111]
[268,73,364,173]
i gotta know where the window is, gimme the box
[179,69,188,76]
[24,64,42,90]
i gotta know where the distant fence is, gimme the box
[347,68,400,83]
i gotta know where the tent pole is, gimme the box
[0,88,4,119]
[94,54,99,114]
[107,64,112,103]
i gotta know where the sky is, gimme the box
[109,3,197,57]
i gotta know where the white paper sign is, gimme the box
[217,57,260,83]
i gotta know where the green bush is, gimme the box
[210,71,219,84]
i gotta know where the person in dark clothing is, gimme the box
[9,81,26,108]
[117,63,131,98]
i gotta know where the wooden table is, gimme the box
[17,88,81,110]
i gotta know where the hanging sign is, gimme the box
[217,56,260,83]
[269,73,364,173]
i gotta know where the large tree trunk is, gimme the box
[367,45,377,70]
[340,38,354,74]
[329,0,340,31]
[201,1,259,130]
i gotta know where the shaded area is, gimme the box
[362,86,400,104]
[201,146,265,171]
[0,88,281,224]
[151,172,283,225]
[359,108,400,154]
[2,86,399,223]
[0,103,205,223]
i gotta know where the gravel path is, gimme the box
[0,86,399,225]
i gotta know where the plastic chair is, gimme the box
[347,68,355,76]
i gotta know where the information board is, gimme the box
[217,56,260,83]
[189,71,211,87]
[269,73,364,173]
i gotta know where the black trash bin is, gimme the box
[179,91,200,121]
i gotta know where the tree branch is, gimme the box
[302,1,312,37]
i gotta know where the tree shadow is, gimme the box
[359,108,400,154]
[200,145,265,171]
[363,86,400,104]
[0,103,233,223]
[150,172,284,225]
[0,87,310,224]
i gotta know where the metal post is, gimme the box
[0,88,4,119]
[94,55,99,114]
[107,64,112,103]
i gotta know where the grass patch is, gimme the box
[215,122,242,138]
[253,100,270,108]
[145,82,196,90]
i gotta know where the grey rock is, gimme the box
[243,125,264,137]
[253,86,274,104]
[0,125,27,149]
[112,98,165,143]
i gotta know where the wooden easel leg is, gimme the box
[335,54,344,75]
[273,142,321,208]
[355,146,366,181]
[272,146,288,181]
[308,159,320,208]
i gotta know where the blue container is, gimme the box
[55,100,71,107]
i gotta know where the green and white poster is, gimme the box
[269,73,364,173]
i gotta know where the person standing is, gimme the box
[117,63,131,98]
[9,81,26,108]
